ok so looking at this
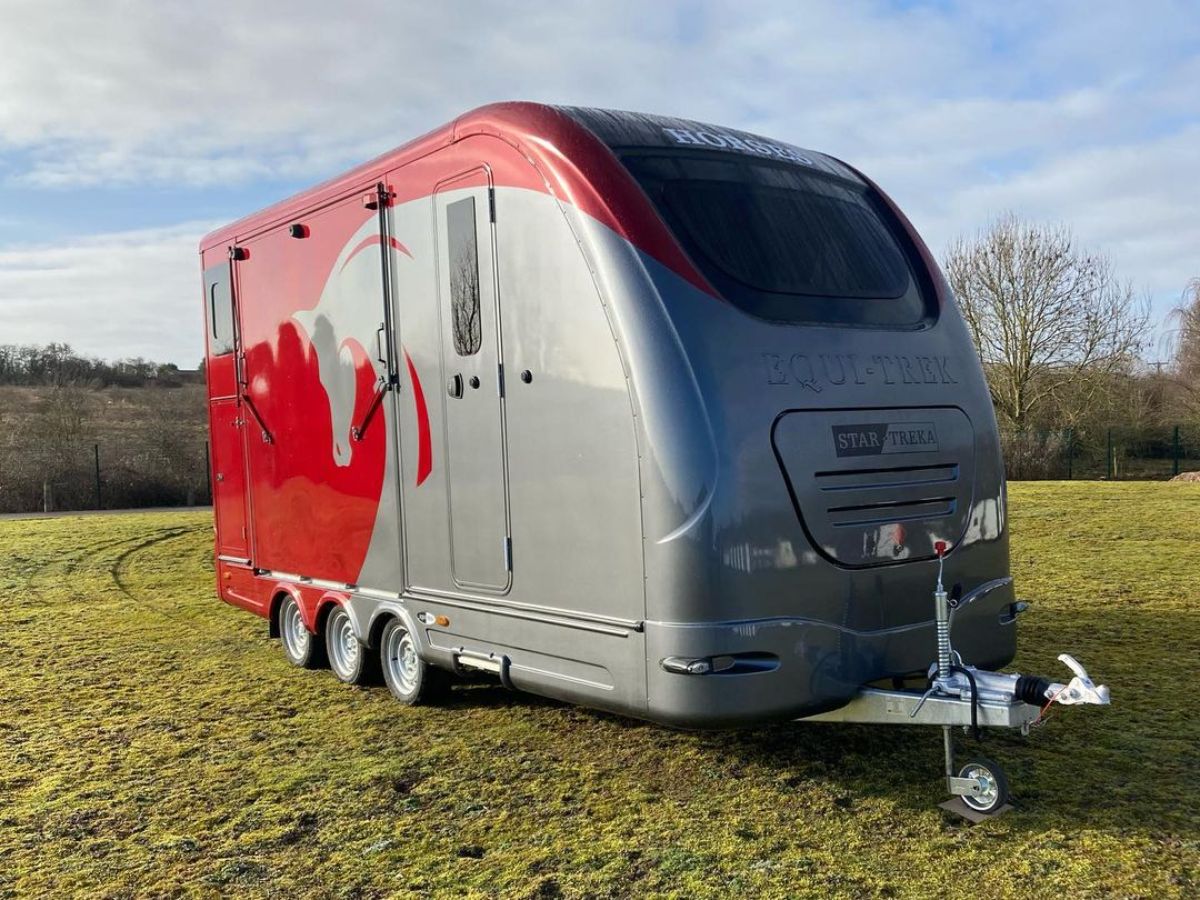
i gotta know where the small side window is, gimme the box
[207,270,235,356]
[446,196,481,356]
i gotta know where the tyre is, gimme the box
[958,758,1010,814]
[325,605,379,685]
[378,618,446,705]
[279,595,327,669]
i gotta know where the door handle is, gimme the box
[375,323,387,366]
[447,373,463,398]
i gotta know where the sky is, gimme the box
[0,0,1197,366]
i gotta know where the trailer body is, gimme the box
[200,103,1015,727]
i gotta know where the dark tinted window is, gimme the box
[622,153,929,326]
[447,196,482,356]
[207,267,235,355]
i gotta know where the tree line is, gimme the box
[944,215,1200,437]
[0,342,199,388]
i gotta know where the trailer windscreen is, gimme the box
[621,152,930,326]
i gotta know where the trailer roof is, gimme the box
[201,102,720,292]
[198,102,854,248]
[555,106,856,182]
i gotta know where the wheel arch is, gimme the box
[350,598,420,652]
[314,592,349,637]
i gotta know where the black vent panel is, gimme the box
[773,409,975,567]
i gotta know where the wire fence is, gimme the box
[0,440,211,514]
[1000,425,1200,481]
[0,425,1197,514]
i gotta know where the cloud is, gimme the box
[3,1,1192,189]
[0,222,216,365]
[0,0,1197,360]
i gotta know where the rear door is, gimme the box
[434,169,511,591]
[203,260,251,563]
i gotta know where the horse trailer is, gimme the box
[200,103,1108,813]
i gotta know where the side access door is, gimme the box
[203,257,251,563]
[434,169,511,591]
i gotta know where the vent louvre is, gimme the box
[816,463,959,492]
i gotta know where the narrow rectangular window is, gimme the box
[446,197,482,356]
[207,271,235,356]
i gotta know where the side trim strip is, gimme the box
[408,590,634,637]
[511,663,616,692]
[405,584,643,632]
[256,571,641,636]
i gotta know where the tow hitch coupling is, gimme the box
[804,541,1110,815]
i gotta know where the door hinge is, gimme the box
[363,183,395,210]
[488,187,496,223]
[503,536,512,571]
[497,363,505,398]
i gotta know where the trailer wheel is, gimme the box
[958,758,1010,814]
[279,595,326,670]
[379,618,443,705]
[325,606,378,685]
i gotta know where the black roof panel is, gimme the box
[556,106,859,182]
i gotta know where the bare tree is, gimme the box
[1164,278,1200,418]
[944,214,1149,429]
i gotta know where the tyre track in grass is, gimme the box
[105,520,295,676]
[14,528,182,608]
[65,519,267,654]
[63,529,188,577]
[15,524,205,613]
[106,524,218,624]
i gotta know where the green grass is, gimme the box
[1,482,1198,898]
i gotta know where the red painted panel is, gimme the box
[403,348,432,487]
[209,397,249,560]
[217,561,265,614]
[235,198,388,585]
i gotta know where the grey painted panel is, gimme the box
[386,164,647,713]
[434,179,510,592]
[389,191,453,594]
[643,578,1015,727]
[494,189,645,626]
[575,216,1012,708]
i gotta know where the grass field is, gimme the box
[1,483,1198,898]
